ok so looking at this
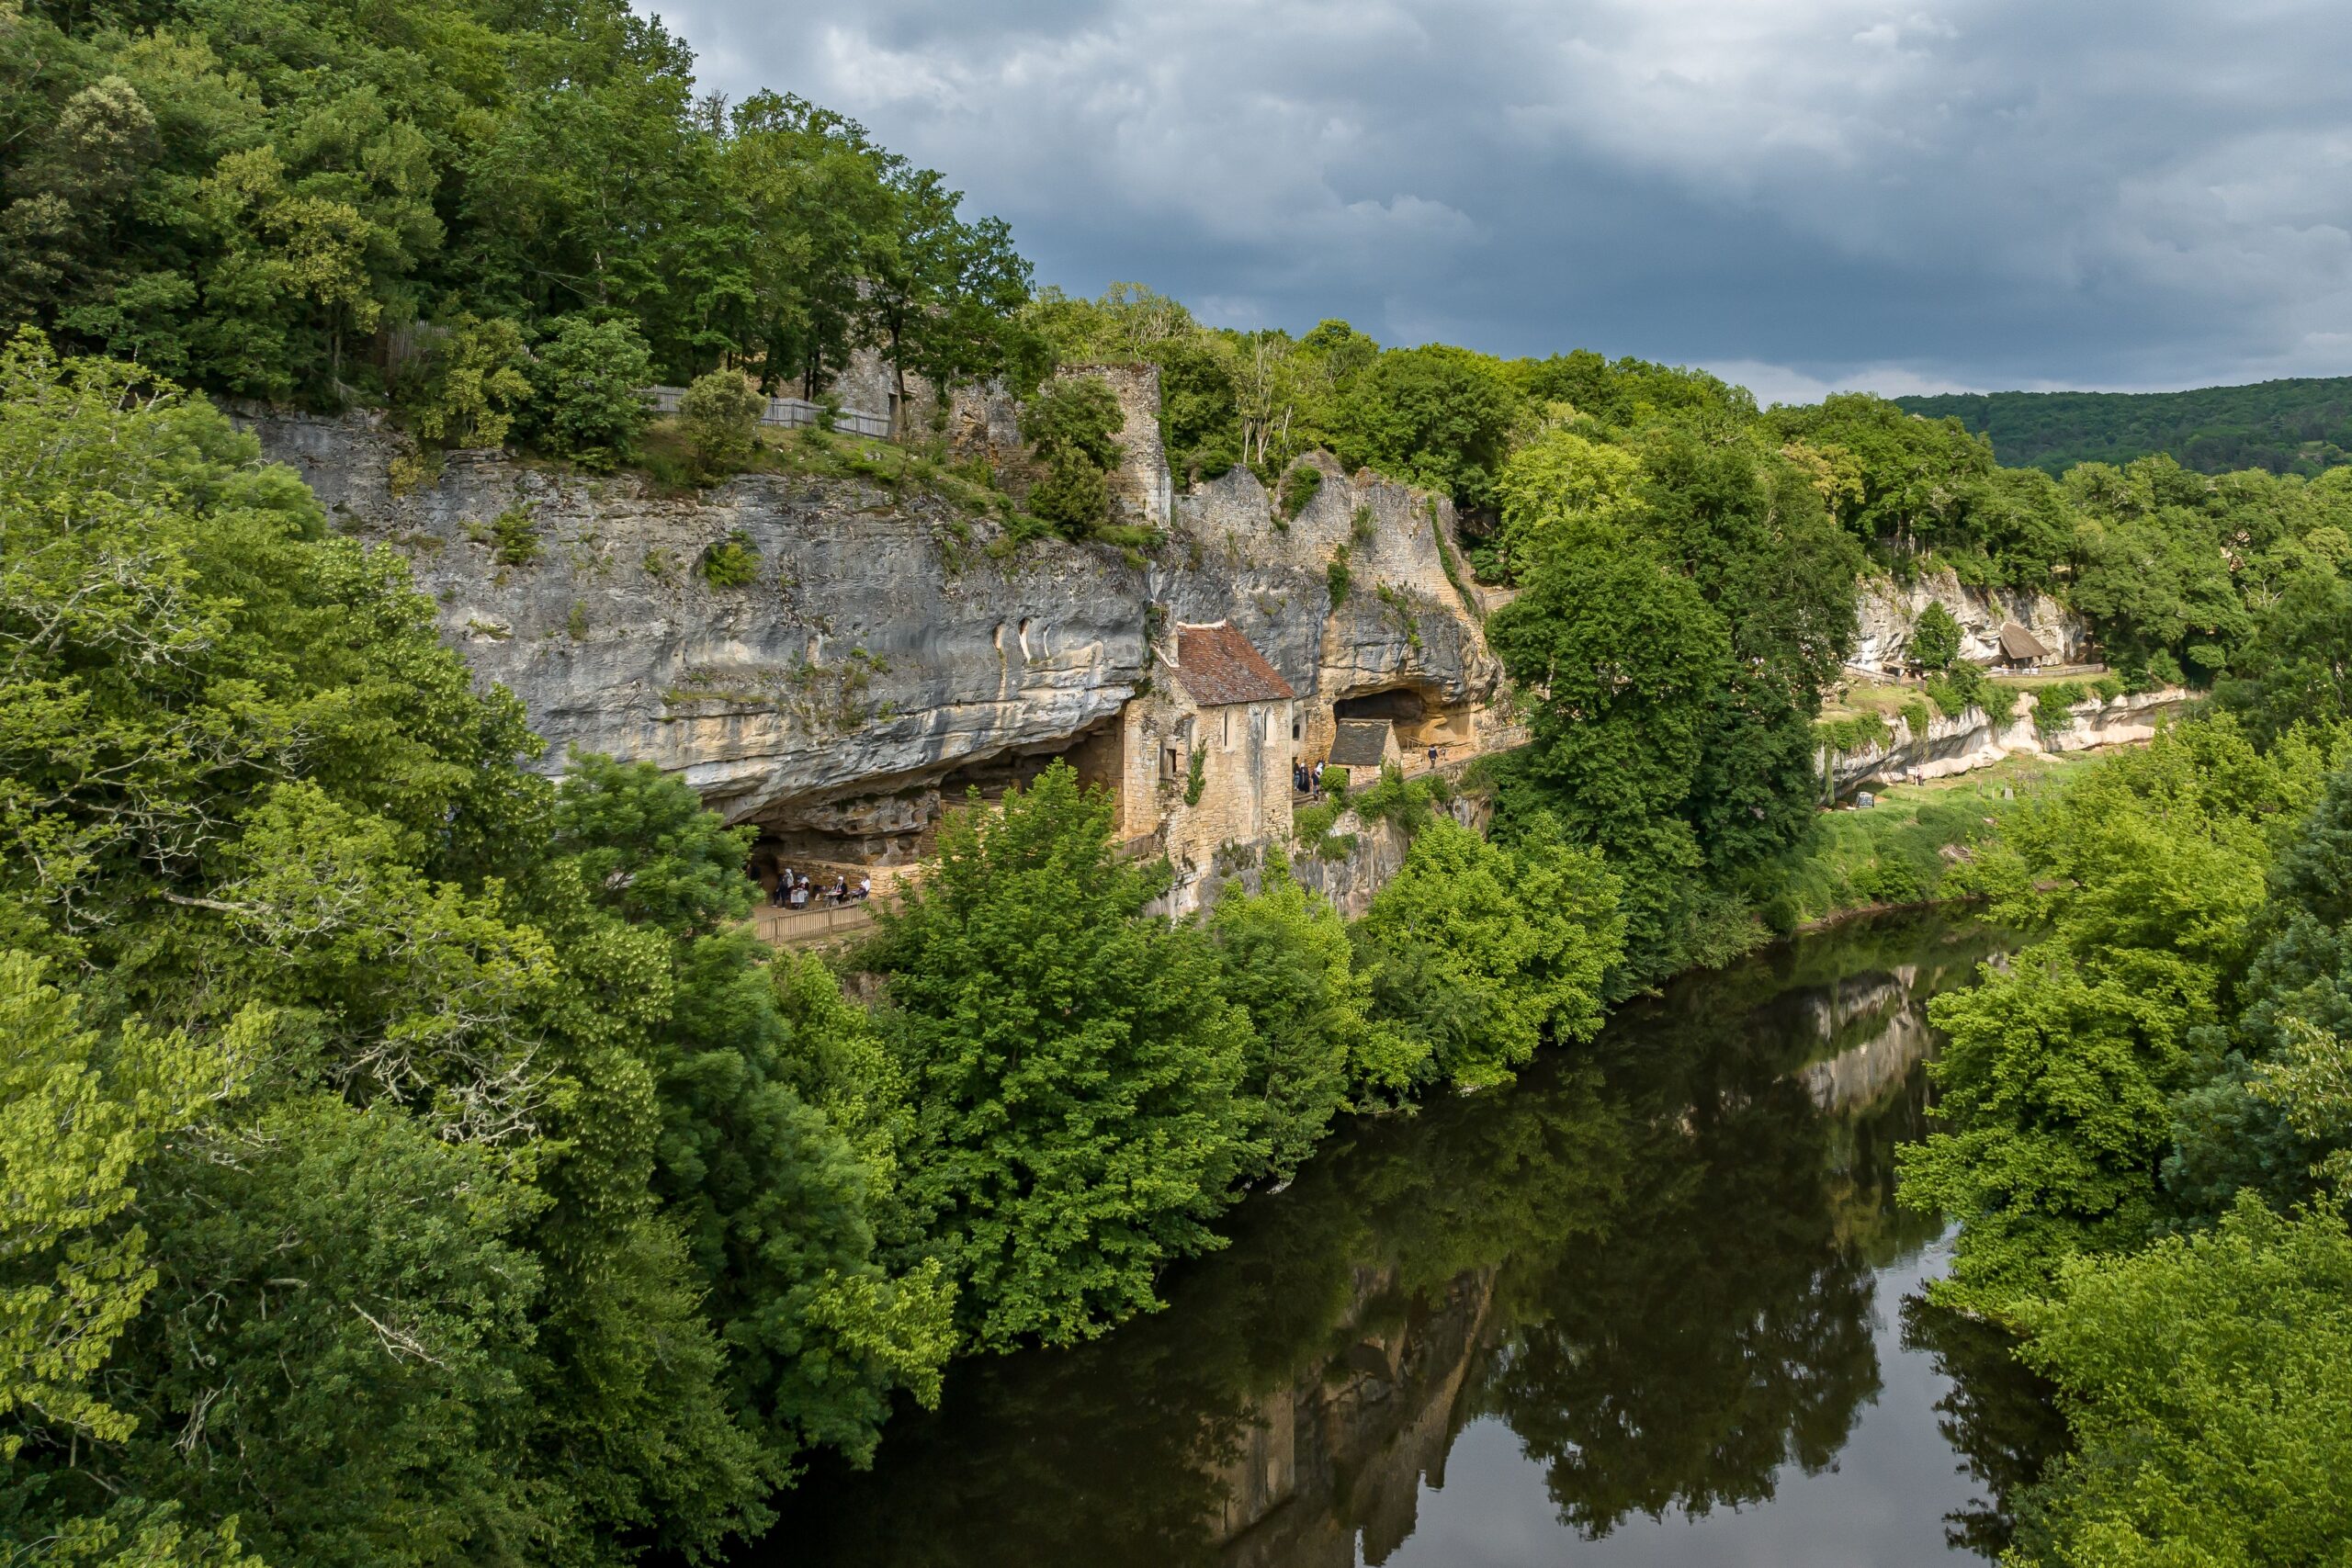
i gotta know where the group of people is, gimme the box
[771,868,871,909]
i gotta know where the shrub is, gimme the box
[1183,745,1206,807]
[1350,764,1436,837]
[1278,464,1323,522]
[526,314,654,469]
[1027,458,1112,534]
[1022,377,1124,536]
[679,367,763,478]
[2092,673,2127,702]
[1327,550,1351,607]
[1351,504,1378,543]
[489,504,539,568]
[1899,697,1933,738]
[699,530,760,588]
[2033,680,2089,733]
[1318,764,1351,798]
[1815,713,1892,754]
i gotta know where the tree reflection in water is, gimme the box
[754,913,2043,1568]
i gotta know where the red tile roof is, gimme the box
[1173,622,1295,706]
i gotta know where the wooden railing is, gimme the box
[642,386,892,440]
[748,900,876,947]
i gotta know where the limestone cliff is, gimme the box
[243,380,1509,883]
[1825,685,2196,796]
[1850,566,2086,671]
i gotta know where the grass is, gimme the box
[632,419,1161,557]
[1762,750,2095,933]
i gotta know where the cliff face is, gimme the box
[244,382,1507,871]
[1825,685,2196,796]
[1851,567,2086,670]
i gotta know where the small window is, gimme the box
[1161,747,1180,781]
[1222,711,1232,748]
[1291,717,1302,740]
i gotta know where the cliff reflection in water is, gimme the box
[763,914,2049,1567]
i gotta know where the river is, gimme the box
[758,913,2064,1567]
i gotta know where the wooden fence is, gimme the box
[748,899,876,947]
[642,386,893,440]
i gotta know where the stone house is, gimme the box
[1325,716,1402,790]
[1114,621,1295,888]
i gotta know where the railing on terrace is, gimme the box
[642,386,893,440]
[748,899,876,947]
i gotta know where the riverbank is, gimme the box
[1766,751,2096,933]
[759,911,2055,1566]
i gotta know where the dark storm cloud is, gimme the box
[640,0,2352,401]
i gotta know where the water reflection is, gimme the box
[760,913,2053,1567]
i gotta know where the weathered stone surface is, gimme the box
[1825,685,2195,796]
[1851,567,2086,671]
[243,409,1507,863]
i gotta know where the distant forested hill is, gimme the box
[1894,378,2352,476]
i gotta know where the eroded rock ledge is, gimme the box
[245,383,1517,907]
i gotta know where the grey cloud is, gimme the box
[641,0,2352,398]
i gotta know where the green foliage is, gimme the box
[1331,344,1519,511]
[679,368,763,478]
[401,315,532,449]
[700,529,762,587]
[1182,743,1206,807]
[1763,760,2072,931]
[1351,816,1624,1090]
[1908,601,1963,670]
[1815,712,1893,754]
[1022,376,1124,536]
[488,504,540,568]
[2010,1198,2352,1566]
[1348,765,1438,836]
[868,763,1256,1350]
[1898,379,2352,477]
[1317,763,1351,798]
[1325,550,1351,606]
[1896,719,2336,1315]
[4,6,1033,413]
[1487,431,1859,984]
[526,315,656,470]
[1276,462,1323,521]
[1,952,259,1462]
[2220,566,2352,743]
[0,343,940,1562]
[1204,862,1375,1183]
[2032,680,2088,733]
[1492,429,1645,579]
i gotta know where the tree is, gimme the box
[547,758,955,1472]
[1331,344,1520,511]
[1491,428,1644,580]
[1204,861,1371,1184]
[1021,375,1124,536]
[1908,602,1963,671]
[2010,1198,2352,1568]
[1896,720,2335,1314]
[526,314,656,468]
[1,953,257,1465]
[1352,816,1623,1089]
[869,762,1257,1349]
